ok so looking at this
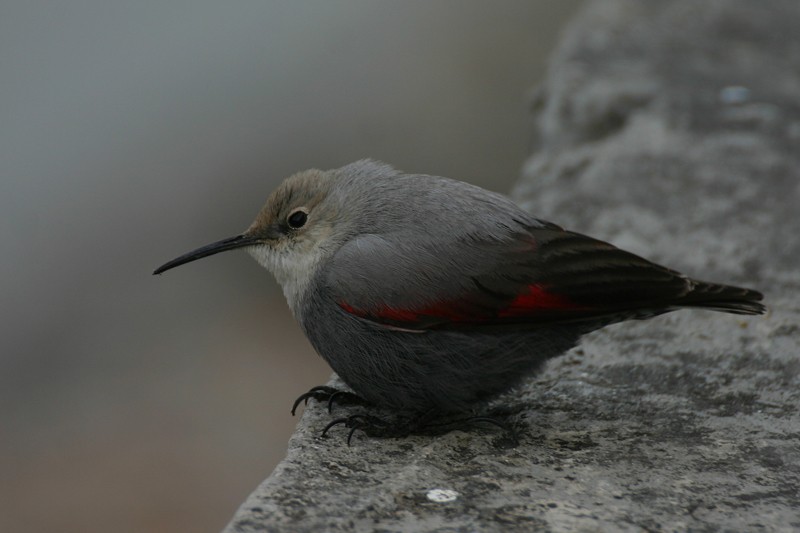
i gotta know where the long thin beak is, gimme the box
[153,234,261,275]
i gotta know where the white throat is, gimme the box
[247,244,321,315]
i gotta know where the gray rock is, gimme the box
[225,1,800,531]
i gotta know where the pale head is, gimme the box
[153,167,350,312]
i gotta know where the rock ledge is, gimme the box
[226,1,800,531]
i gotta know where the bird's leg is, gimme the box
[290,385,368,415]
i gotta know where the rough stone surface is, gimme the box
[225,1,800,531]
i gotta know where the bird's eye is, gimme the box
[287,209,308,229]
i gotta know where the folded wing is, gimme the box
[326,227,764,331]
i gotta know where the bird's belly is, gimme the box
[300,307,583,414]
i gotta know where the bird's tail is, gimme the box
[679,280,766,315]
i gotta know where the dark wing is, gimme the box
[325,227,764,331]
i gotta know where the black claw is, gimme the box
[331,391,369,411]
[325,390,362,413]
[347,427,359,446]
[322,417,348,437]
[290,396,307,416]
[319,413,390,444]
[290,385,337,415]
[291,386,368,416]
[328,392,339,414]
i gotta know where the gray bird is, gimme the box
[154,160,765,436]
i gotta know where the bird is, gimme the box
[154,160,765,439]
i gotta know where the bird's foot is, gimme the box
[321,414,404,445]
[319,410,519,446]
[290,385,368,415]
[293,387,521,446]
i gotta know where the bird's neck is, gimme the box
[247,245,320,317]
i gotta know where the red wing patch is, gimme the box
[338,284,587,328]
[498,284,583,317]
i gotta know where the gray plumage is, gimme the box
[155,160,765,417]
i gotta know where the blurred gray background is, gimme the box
[1,2,581,531]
